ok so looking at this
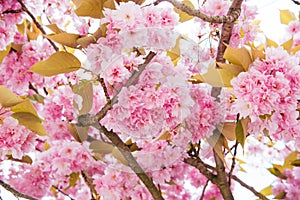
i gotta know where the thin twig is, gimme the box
[52,185,75,200]
[2,9,23,14]
[199,179,209,200]
[0,179,38,200]
[98,76,111,104]
[16,0,59,51]
[81,171,99,200]
[154,0,241,24]
[228,142,238,186]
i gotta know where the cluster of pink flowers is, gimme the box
[8,140,101,199]
[0,38,55,95]
[0,116,36,160]
[230,47,300,141]
[272,167,300,200]
[101,57,193,141]
[186,84,224,142]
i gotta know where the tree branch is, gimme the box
[154,0,241,24]
[213,149,234,200]
[0,179,38,200]
[17,0,59,51]
[216,0,244,64]
[97,124,164,200]
[185,158,269,200]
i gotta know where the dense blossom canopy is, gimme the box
[0,0,299,199]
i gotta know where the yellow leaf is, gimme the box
[90,140,115,154]
[103,0,116,9]
[7,155,33,164]
[72,80,93,115]
[45,24,63,34]
[281,38,294,51]
[43,142,51,151]
[223,45,252,71]
[10,99,39,118]
[216,63,244,76]
[283,151,299,169]
[29,51,81,76]
[26,21,41,40]
[75,0,104,18]
[250,44,265,61]
[190,64,237,87]
[207,131,226,165]
[280,10,296,25]
[65,172,80,190]
[291,43,300,54]
[155,131,172,141]
[11,43,23,53]
[68,123,89,142]
[260,185,273,196]
[0,45,10,64]
[291,159,300,166]
[0,85,24,107]
[266,37,279,48]
[174,0,194,22]
[217,122,236,141]
[111,147,128,166]
[11,112,48,136]
[166,37,181,66]
[45,33,80,49]
[72,0,83,7]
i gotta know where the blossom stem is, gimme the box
[16,0,59,51]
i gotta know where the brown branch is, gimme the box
[185,158,269,200]
[228,142,238,186]
[154,0,241,24]
[97,124,164,200]
[216,0,244,64]
[213,149,234,200]
[81,171,99,200]
[2,9,23,14]
[0,179,38,200]
[184,157,218,184]
[199,179,209,200]
[17,0,59,51]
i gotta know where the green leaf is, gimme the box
[280,10,296,25]
[274,191,286,199]
[90,140,115,154]
[11,112,48,136]
[0,45,10,64]
[267,167,288,179]
[283,151,299,168]
[235,119,245,148]
[72,80,93,115]
[45,33,80,49]
[260,185,273,196]
[29,51,81,76]
[223,45,252,71]
[291,159,300,167]
[75,0,104,18]
[65,172,80,190]
[174,0,194,22]
[0,85,24,107]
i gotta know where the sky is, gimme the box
[1,0,300,199]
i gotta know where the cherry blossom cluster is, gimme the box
[272,166,300,200]
[0,116,36,160]
[7,140,102,199]
[230,47,300,141]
